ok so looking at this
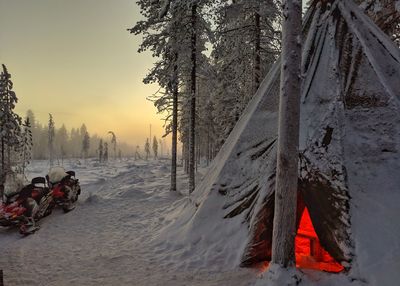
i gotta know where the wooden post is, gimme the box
[271,0,302,268]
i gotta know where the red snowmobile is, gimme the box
[0,177,55,235]
[0,168,81,235]
[46,167,81,213]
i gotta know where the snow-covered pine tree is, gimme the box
[131,0,211,191]
[271,0,302,268]
[82,131,90,161]
[48,114,55,167]
[19,117,33,178]
[26,110,43,160]
[159,139,163,157]
[144,138,150,160]
[152,135,158,159]
[98,139,104,163]
[210,0,281,150]
[103,142,108,162]
[108,131,117,160]
[0,64,22,178]
[130,0,181,191]
[135,145,141,160]
[56,124,68,165]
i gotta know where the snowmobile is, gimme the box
[46,167,81,212]
[0,177,55,235]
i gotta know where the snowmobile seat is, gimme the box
[66,171,75,178]
[31,177,47,188]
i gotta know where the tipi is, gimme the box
[162,1,400,285]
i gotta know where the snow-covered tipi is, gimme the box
[162,1,400,284]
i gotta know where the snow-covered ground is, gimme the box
[0,159,256,286]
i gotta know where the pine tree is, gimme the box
[131,0,211,191]
[98,139,104,163]
[211,0,280,149]
[48,114,55,167]
[135,145,141,160]
[130,0,181,190]
[103,142,109,162]
[108,131,117,160]
[152,136,158,159]
[82,131,90,161]
[56,124,68,165]
[19,117,33,178]
[0,64,22,178]
[145,138,150,160]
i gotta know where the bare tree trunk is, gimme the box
[206,125,210,166]
[189,2,198,193]
[1,139,4,178]
[253,5,261,95]
[271,0,302,268]
[170,50,179,192]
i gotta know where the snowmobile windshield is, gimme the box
[48,167,69,184]
[3,173,24,198]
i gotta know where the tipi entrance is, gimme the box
[295,207,344,273]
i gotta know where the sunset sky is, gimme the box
[0,0,165,147]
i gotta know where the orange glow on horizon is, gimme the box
[0,0,166,147]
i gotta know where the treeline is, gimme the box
[25,110,134,161]
[0,63,135,183]
[131,0,282,191]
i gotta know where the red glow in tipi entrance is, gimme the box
[295,207,344,272]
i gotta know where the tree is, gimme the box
[82,131,90,161]
[108,131,117,160]
[103,142,109,162]
[188,1,198,193]
[131,0,211,192]
[98,139,104,163]
[135,145,141,160]
[210,0,281,150]
[144,138,150,160]
[26,110,44,160]
[19,117,33,178]
[271,0,302,268]
[0,64,22,177]
[56,124,68,165]
[152,136,159,159]
[48,114,55,167]
[130,0,182,191]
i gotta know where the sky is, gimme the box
[0,0,165,147]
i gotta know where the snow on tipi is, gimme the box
[160,1,400,285]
